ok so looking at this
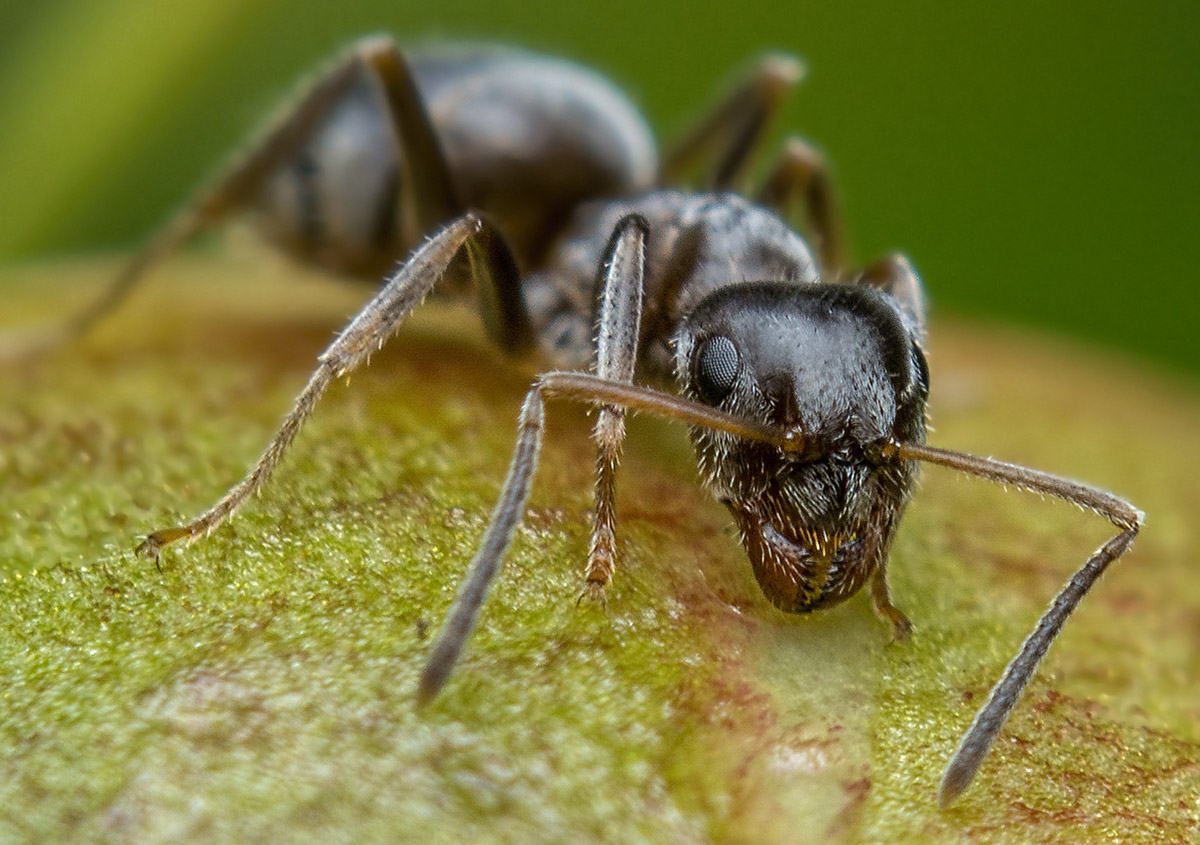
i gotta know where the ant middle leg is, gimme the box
[334,38,534,355]
[659,54,803,192]
[353,37,461,239]
[849,253,927,340]
[756,136,847,279]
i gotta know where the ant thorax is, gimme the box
[524,191,820,376]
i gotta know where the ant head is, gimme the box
[675,282,927,459]
[674,282,929,611]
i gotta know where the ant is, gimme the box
[18,37,1142,806]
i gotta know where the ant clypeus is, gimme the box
[15,37,1141,806]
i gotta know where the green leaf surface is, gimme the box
[2,256,1198,843]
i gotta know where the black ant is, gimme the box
[18,37,1141,806]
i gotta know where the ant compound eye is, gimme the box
[694,335,740,404]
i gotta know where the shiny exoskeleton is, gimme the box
[680,279,928,618]
[1,37,807,358]
[521,190,929,622]
[4,38,803,357]
[26,37,1140,809]
[255,43,657,280]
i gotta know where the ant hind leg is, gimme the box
[0,41,378,361]
[136,214,488,560]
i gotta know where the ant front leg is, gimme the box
[660,54,802,192]
[136,213,521,560]
[417,369,800,708]
[584,216,651,599]
[868,557,914,642]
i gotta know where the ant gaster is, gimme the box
[19,38,1141,807]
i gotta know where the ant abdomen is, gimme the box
[256,43,659,279]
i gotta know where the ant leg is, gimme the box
[417,370,807,707]
[660,54,802,192]
[462,221,535,356]
[357,38,534,355]
[354,37,461,238]
[1,42,374,360]
[868,561,914,642]
[136,214,484,560]
[755,137,847,279]
[849,253,927,341]
[425,219,686,704]
[884,441,1143,805]
[584,216,650,598]
[418,381,549,706]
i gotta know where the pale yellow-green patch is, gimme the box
[1,256,1197,843]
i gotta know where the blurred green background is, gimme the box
[1,0,1196,377]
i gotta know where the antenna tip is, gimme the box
[937,760,973,808]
